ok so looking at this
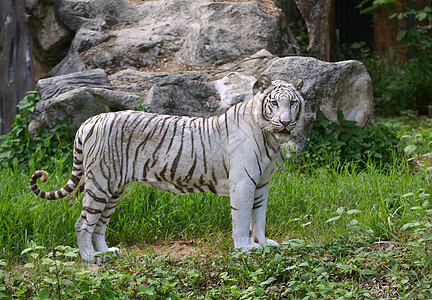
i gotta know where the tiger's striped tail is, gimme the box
[29,137,84,200]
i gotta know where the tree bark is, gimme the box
[0,0,35,135]
[293,0,332,61]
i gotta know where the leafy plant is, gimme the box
[336,41,373,61]
[213,60,223,66]
[302,110,402,168]
[358,1,432,115]
[289,18,309,55]
[0,91,74,173]
[3,234,432,299]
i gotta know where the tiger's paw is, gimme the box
[107,247,124,258]
[241,242,262,253]
[95,248,124,263]
[263,239,280,248]
[82,248,124,264]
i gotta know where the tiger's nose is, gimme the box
[280,120,290,127]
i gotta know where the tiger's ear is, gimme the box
[253,74,272,94]
[291,77,304,91]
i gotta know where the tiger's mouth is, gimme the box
[275,129,291,135]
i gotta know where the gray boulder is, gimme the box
[141,75,220,117]
[214,73,257,109]
[29,69,112,135]
[27,0,300,78]
[173,1,299,65]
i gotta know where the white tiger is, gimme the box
[29,75,305,263]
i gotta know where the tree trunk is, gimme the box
[0,0,35,135]
[293,0,332,61]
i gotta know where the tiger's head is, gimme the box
[253,75,305,141]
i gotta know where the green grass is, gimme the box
[1,160,429,263]
[2,116,432,298]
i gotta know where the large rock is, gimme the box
[140,74,220,117]
[214,72,257,110]
[29,69,113,135]
[26,0,300,78]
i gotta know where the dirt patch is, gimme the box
[146,240,203,258]
[127,240,215,259]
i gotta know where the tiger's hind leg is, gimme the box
[75,186,113,263]
[92,187,125,259]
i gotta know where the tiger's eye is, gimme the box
[271,100,278,107]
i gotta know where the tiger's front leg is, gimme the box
[250,183,280,247]
[229,180,261,251]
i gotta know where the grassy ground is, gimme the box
[2,116,432,298]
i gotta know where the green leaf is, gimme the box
[402,192,415,198]
[420,235,432,242]
[349,219,359,226]
[62,279,75,287]
[337,264,353,272]
[410,206,423,211]
[417,12,427,21]
[325,216,341,223]
[340,133,350,142]
[402,222,420,231]
[349,225,361,233]
[404,145,417,156]
[260,276,277,286]
[24,263,34,268]
[359,269,377,276]
[347,209,362,215]
[397,30,407,41]
[301,272,314,282]
[0,292,12,300]
[21,247,34,255]
[16,289,27,297]
[38,288,49,300]
[285,239,305,247]
[337,111,345,121]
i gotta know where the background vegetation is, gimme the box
[356,0,432,115]
[1,1,432,299]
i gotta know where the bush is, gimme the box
[360,2,432,115]
[302,110,402,169]
[365,51,432,115]
[0,91,74,173]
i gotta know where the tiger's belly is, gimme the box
[138,176,230,196]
